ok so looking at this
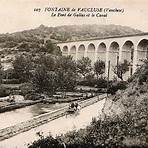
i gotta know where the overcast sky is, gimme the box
[0,0,148,33]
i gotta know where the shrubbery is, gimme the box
[3,68,19,79]
[20,83,34,96]
[108,81,127,95]
[28,98,148,147]
[138,70,148,85]
[0,85,9,97]
[24,93,44,101]
[28,134,64,148]
[78,77,107,88]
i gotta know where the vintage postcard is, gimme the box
[0,0,147,147]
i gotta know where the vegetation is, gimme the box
[0,25,142,47]
[113,60,129,80]
[13,54,33,82]
[108,81,127,95]
[12,54,77,97]
[32,55,77,96]
[11,54,129,97]
[28,98,148,148]
[55,56,77,94]
[94,59,105,79]
[77,57,92,80]
[28,58,148,148]
[0,25,147,147]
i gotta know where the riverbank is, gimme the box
[0,92,96,113]
[0,100,42,113]
[42,93,96,104]
[0,94,106,141]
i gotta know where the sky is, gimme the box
[0,0,148,33]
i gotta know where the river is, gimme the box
[0,103,68,130]
[0,99,105,148]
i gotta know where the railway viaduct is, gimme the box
[57,33,148,79]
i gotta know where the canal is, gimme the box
[0,99,105,148]
[0,102,68,130]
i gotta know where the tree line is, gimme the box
[10,53,130,97]
[11,54,106,95]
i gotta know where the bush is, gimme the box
[138,73,148,85]
[0,85,9,97]
[108,81,127,95]
[24,93,44,101]
[78,80,95,87]
[3,69,20,79]
[20,83,34,96]
[77,78,107,88]
[96,78,107,88]
[28,134,64,148]
[18,42,29,50]
[3,41,18,48]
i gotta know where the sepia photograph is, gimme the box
[0,0,147,147]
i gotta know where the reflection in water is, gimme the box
[0,103,67,129]
[0,99,105,148]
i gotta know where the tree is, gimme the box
[32,55,77,97]
[77,57,92,80]
[34,54,56,71]
[113,60,129,80]
[44,40,62,55]
[31,54,58,95]
[32,65,57,95]
[94,59,105,79]
[13,54,33,82]
[55,55,77,97]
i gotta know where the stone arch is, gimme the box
[57,46,61,50]
[137,39,148,64]
[87,43,95,63]
[97,42,106,62]
[62,46,68,56]
[69,45,76,60]
[57,46,62,53]
[121,40,134,76]
[77,44,85,59]
[108,41,120,78]
[108,41,119,64]
[109,41,119,52]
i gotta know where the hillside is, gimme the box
[0,24,142,47]
[104,59,148,116]
[102,60,148,145]
[49,24,142,41]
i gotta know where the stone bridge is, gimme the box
[57,33,148,79]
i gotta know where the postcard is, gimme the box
[0,0,147,147]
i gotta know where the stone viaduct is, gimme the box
[57,33,148,79]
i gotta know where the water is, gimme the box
[0,103,68,129]
[0,99,105,148]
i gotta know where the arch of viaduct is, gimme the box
[57,33,148,79]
